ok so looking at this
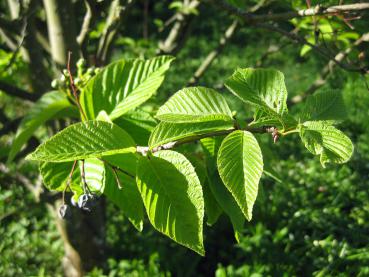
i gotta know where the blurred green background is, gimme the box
[1,0,369,276]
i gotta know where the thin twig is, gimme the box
[67,51,87,121]
[212,1,369,23]
[256,23,367,74]
[3,17,27,71]
[136,125,277,155]
[290,32,369,105]
[111,166,122,189]
[62,160,78,203]
[101,158,135,179]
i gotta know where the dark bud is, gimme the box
[58,204,71,219]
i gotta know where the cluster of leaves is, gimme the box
[10,56,353,255]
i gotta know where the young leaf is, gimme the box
[225,68,288,114]
[80,56,174,120]
[301,89,347,122]
[217,130,263,221]
[136,150,205,255]
[148,120,234,149]
[26,120,136,162]
[156,87,233,123]
[8,91,72,162]
[252,108,298,130]
[299,121,354,167]
[105,166,144,231]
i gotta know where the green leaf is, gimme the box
[39,161,81,191]
[105,166,144,231]
[82,158,105,194]
[8,91,72,162]
[136,150,204,255]
[217,130,263,221]
[200,137,224,174]
[299,121,354,167]
[185,154,222,226]
[252,108,298,130]
[225,68,288,114]
[80,56,174,120]
[156,87,233,123]
[26,120,136,162]
[149,120,234,149]
[201,137,244,240]
[207,172,245,242]
[114,109,157,145]
[301,89,347,122]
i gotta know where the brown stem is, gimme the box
[67,52,87,121]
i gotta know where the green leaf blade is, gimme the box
[27,121,136,162]
[225,68,288,114]
[301,89,347,122]
[217,130,263,221]
[8,91,72,162]
[299,121,354,167]
[80,56,174,120]
[136,150,205,255]
[156,87,233,123]
[105,166,144,231]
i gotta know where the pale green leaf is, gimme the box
[26,120,136,162]
[225,68,288,114]
[301,89,347,122]
[299,121,354,167]
[8,91,72,162]
[136,150,205,255]
[80,56,174,120]
[149,120,234,149]
[156,87,233,123]
[217,130,263,221]
[82,158,105,194]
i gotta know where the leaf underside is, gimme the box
[136,150,205,255]
[217,130,263,221]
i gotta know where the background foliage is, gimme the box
[1,0,369,276]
